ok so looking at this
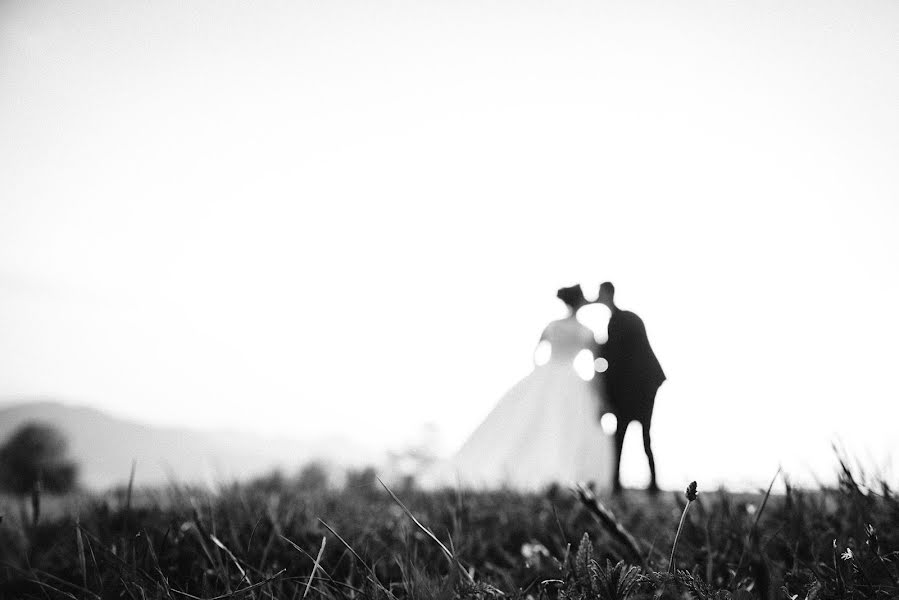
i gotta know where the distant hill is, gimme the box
[0,400,380,490]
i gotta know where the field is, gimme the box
[1,460,897,599]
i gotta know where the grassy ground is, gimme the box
[1,460,897,599]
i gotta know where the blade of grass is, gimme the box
[246,515,264,555]
[318,519,398,600]
[304,536,326,599]
[280,535,336,583]
[75,518,87,591]
[4,561,99,600]
[75,523,161,588]
[575,483,646,568]
[26,578,78,600]
[732,467,781,589]
[170,569,285,600]
[144,530,173,599]
[81,527,102,592]
[378,477,475,583]
[280,535,365,594]
[210,533,252,587]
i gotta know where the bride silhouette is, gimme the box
[436,284,615,490]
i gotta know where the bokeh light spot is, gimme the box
[600,412,618,435]
[534,340,551,366]
[576,303,611,344]
[574,349,595,380]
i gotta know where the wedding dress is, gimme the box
[428,316,615,490]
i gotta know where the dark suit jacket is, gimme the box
[597,310,665,422]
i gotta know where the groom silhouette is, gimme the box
[593,282,665,493]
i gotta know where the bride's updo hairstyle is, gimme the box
[556,284,587,310]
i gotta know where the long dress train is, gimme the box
[429,316,615,490]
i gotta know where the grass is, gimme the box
[0,458,897,599]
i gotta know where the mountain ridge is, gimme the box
[0,399,379,489]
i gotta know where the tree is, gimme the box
[0,422,78,520]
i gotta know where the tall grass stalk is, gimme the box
[668,481,698,574]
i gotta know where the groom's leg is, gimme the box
[642,422,658,493]
[642,391,659,492]
[613,418,627,492]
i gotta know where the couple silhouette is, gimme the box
[559,282,665,492]
[444,281,664,492]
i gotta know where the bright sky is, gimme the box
[2,0,897,489]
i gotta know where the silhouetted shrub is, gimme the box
[344,466,378,493]
[297,461,329,490]
[247,469,286,494]
[0,422,77,496]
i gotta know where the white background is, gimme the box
[2,0,897,489]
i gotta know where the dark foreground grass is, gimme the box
[1,460,897,599]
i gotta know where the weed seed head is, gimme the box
[685,481,698,502]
